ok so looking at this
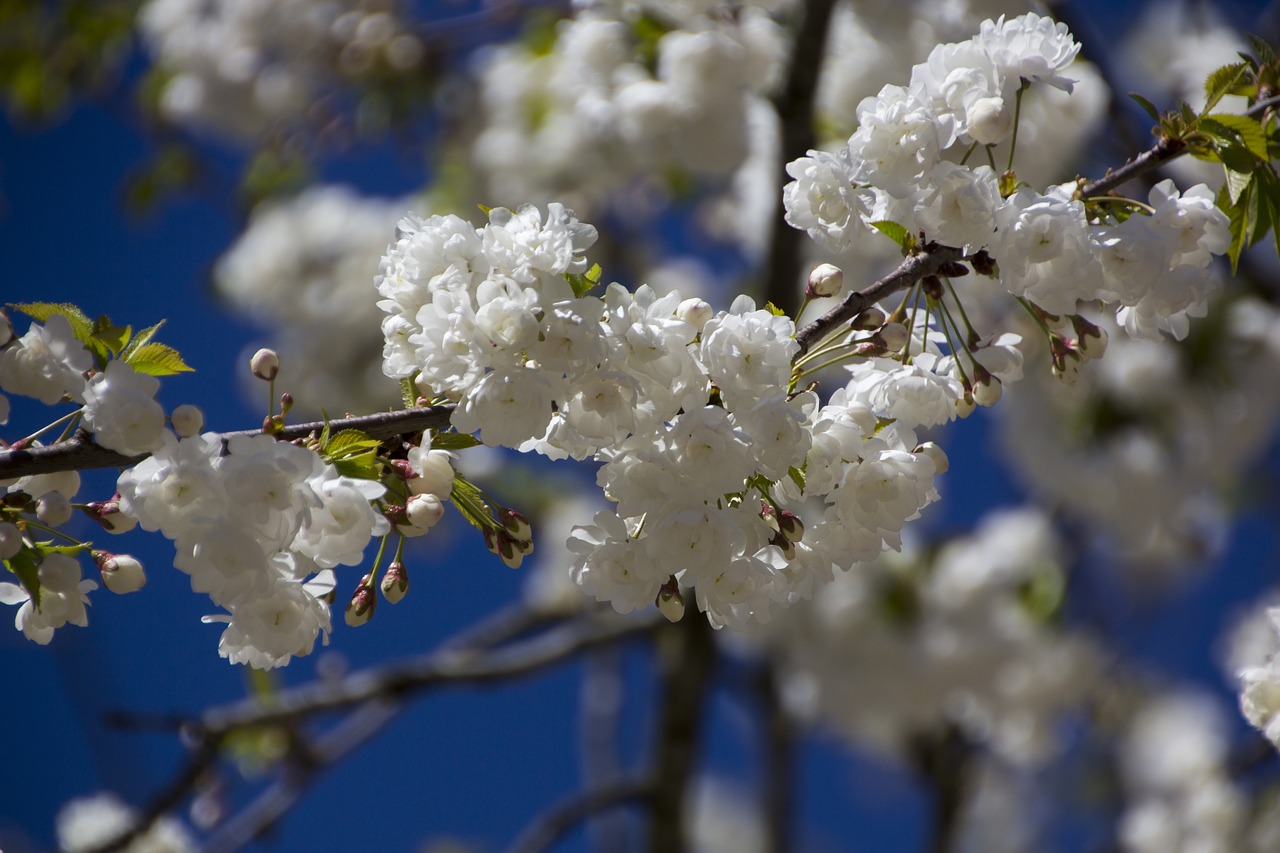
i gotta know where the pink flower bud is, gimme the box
[806,263,844,298]
[380,561,409,604]
[94,551,146,594]
[345,575,377,626]
[250,348,279,381]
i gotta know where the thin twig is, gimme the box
[0,405,455,479]
[199,612,659,735]
[505,777,653,853]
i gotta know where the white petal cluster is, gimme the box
[117,432,389,668]
[781,13,1228,336]
[0,315,92,406]
[381,205,960,628]
[214,185,406,412]
[0,553,97,645]
[81,360,168,457]
[757,508,1095,763]
[138,0,422,142]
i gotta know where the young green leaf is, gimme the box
[1128,92,1161,123]
[1202,62,1250,115]
[868,220,914,251]
[123,342,194,376]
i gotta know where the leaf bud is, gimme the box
[250,348,279,381]
[914,441,949,474]
[93,551,147,594]
[381,561,409,604]
[656,578,685,623]
[806,263,844,298]
[850,307,887,331]
[170,404,204,437]
[345,575,377,626]
[677,297,713,332]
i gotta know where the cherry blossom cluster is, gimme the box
[117,430,389,669]
[378,202,949,628]
[783,13,1229,341]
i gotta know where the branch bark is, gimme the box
[0,405,455,480]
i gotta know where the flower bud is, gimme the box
[83,498,137,534]
[36,492,72,526]
[770,530,797,560]
[1072,317,1108,360]
[676,297,713,332]
[967,96,1013,145]
[954,394,976,418]
[777,509,804,543]
[485,528,525,568]
[499,508,532,542]
[969,250,999,277]
[411,449,455,497]
[759,501,778,532]
[345,576,377,626]
[806,263,844,298]
[877,322,909,353]
[401,493,445,535]
[250,348,279,381]
[914,440,949,474]
[1053,353,1082,387]
[656,578,685,623]
[972,375,1002,407]
[921,275,944,301]
[94,551,147,594]
[380,561,409,604]
[0,521,22,559]
[170,404,204,437]
[850,307,887,331]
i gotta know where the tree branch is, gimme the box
[505,777,653,853]
[646,614,716,853]
[761,0,841,317]
[0,405,455,480]
[792,245,965,357]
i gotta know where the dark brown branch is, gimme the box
[793,245,965,357]
[0,405,455,479]
[505,777,653,853]
[758,667,794,853]
[199,611,658,735]
[646,614,716,853]
[910,725,973,853]
[761,0,841,317]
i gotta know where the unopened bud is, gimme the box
[380,561,409,604]
[484,528,525,568]
[967,95,1013,146]
[36,492,72,526]
[1072,317,1108,360]
[345,575,377,626]
[0,521,22,559]
[499,508,532,542]
[877,322,909,352]
[777,509,804,543]
[94,551,147,594]
[83,498,137,534]
[0,312,12,346]
[968,250,998,277]
[806,263,844,298]
[411,449,455,497]
[250,348,279,381]
[170,404,204,437]
[656,578,685,623]
[1053,353,1083,387]
[914,441,949,474]
[955,394,976,418]
[770,530,797,560]
[401,493,445,535]
[938,261,970,278]
[972,374,1002,407]
[677,297,713,332]
[759,501,778,532]
[851,307,887,331]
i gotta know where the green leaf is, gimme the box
[787,465,805,492]
[400,375,420,409]
[8,549,41,611]
[763,302,786,317]
[477,203,492,215]
[123,342,193,376]
[430,432,482,452]
[1218,182,1249,273]
[119,320,165,362]
[1247,33,1277,67]
[1225,161,1254,206]
[565,262,603,298]
[868,220,914,251]
[450,477,493,534]
[1128,92,1161,122]
[1202,62,1250,115]
[91,315,131,357]
[1200,113,1270,161]
[10,301,94,340]
[323,429,381,458]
